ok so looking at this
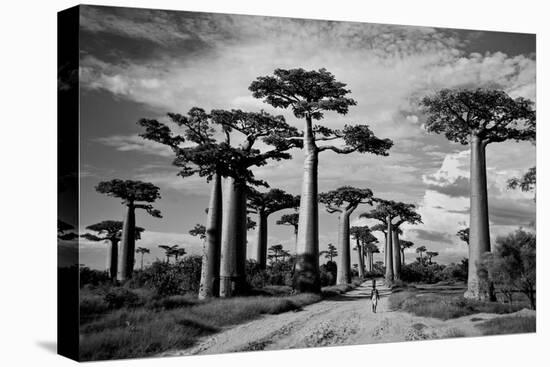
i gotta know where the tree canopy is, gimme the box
[319,186,374,213]
[420,88,535,145]
[139,108,300,186]
[82,220,145,242]
[319,243,338,260]
[350,226,378,246]
[276,213,299,234]
[249,68,357,120]
[360,199,421,227]
[95,180,162,217]
[508,166,536,193]
[247,188,300,215]
[189,224,206,240]
[457,227,470,245]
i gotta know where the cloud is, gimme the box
[411,228,454,244]
[426,176,470,198]
[94,134,174,157]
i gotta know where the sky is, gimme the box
[67,5,536,270]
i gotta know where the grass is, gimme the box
[79,292,321,361]
[476,315,536,335]
[389,289,530,320]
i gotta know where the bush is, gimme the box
[476,315,535,335]
[104,288,142,309]
[319,261,337,287]
[130,256,202,297]
[80,266,111,287]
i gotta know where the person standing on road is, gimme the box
[370,282,380,313]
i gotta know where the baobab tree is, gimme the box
[81,220,144,280]
[95,180,161,281]
[364,242,380,272]
[135,247,150,270]
[267,244,288,264]
[361,200,419,282]
[416,245,427,263]
[247,188,299,268]
[250,68,393,292]
[319,243,338,263]
[399,240,414,265]
[350,226,377,278]
[159,245,179,263]
[421,88,535,299]
[276,213,299,245]
[139,108,298,298]
[320,186,374,284]
[425,251,439,265]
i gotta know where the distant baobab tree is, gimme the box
[267,244,288,264]
[81,220,144,280]
[319,243,338,263]
[350,226,377,278]
[399,239,414,265]
[361,200,419,282]
[95,179,161,281]
[276,213,299,245]
[248,188,300,268]
[416,245,427,262]
[158,245,179,263]
[320,186,374,284]
[135,247,150,270]
[425,251,439,265]
[364,242,380,272]
[250,68,393,293]
[421,88,535,299]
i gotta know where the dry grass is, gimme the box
[79,292,321,361]
[389,290,529,320]
[476,315,535,335]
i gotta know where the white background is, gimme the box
[0,0,547,366]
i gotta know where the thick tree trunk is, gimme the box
[385,217,394,284]
[255,211,268,269]
[392,229,401,280]
[356,239,365,278]
[365,250,373,272]
[108,239,118,281]
[295,115,320,293]
[465,136,491,300]
[220,177,247,297]
[336,211,352,284]
[117,203,135,281]
[199,173,223,300]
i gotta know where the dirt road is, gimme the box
[161,280,530,356]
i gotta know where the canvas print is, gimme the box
[57,4,536,362]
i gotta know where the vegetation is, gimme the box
[476,315,535,335]
[319,186,374,284]
[95,180,162,281]
[421,88,535,299]
[250,68,392,292]
[479,229,536,309]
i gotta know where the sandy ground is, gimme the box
[160,279,534,356]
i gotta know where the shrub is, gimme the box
[79,266,110,287]
[476,315,535,335]
[319,261,337,287]
[104,288,142,309]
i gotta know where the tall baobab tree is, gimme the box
[135,247,150,270]
[319,243,338,263]
[389,203,422,278]
[210,109,299,297]
[247,188,299,268]
[81,220,144,280]
[421,88,535,299]
[250,68,393,292]
[276,213,299,245]
[364,242,380,272]
[95,180,161,281]
[399,239,414,265]
[139,108,297,298]
[319,186,374,284]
